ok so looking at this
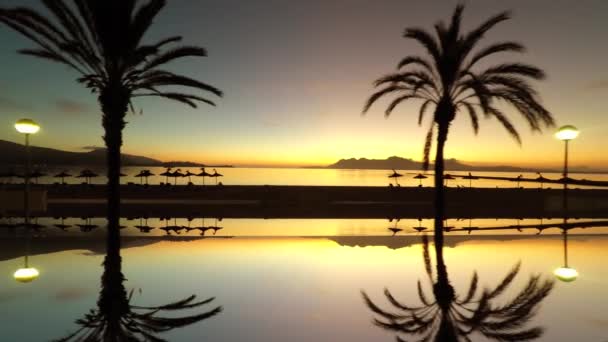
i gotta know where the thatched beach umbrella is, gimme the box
[160,167,173,184]
[54,171,72,184]
[462,172,479,188]
[444,173,455,187]
[184,170,196,184]
[536,172,548,189]
[134,170,146,184]
[77,217,98,232]
[54,217,71,231]
[413,173,427,187]
[388,169,403,186]
[29,170,46,184]
[77,169,98,184]
[210,169,223,185]
[197,168,212,185]
[413,218,427,232]
[170,169,185,185]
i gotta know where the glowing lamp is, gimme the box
[555,125,579,141]
[13,267,40,283]
[553,267,578,282]
[15,118,40,134]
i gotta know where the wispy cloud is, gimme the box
[81,145,104,151]
[53,287,90,302]
[585,79,608,90]
[55,99,90,115]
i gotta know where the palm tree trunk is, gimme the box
[99,86,130,340]
[433,123,449,255]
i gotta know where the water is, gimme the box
[4,166,608,188]
[1,218,607,341]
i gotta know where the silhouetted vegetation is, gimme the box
[0,0,222,235]
[54,212,221,341]
[362,235,553,341]
[363,4,555,248]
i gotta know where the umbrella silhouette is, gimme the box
[184,170,196,185]
[210,169,223,185]
[197,168,212,186]
[388,169,403,186]
[170,169,185,185]
[388,219,403,236]
[536,172,548,189]
[413,218,427,232]
[462,172,479,188]
[413,173,427,187]
[28,170,47,184]
[77,217,99,233]
[134,170,146,184]
[513,174,523,188]
[77,169,98,185]
[443,173,455,187]
[160,167,173,184]
[54,217,72,231]
[362,235,554,341]
[207,218,223,235]
[1,170,19,184]
[134,217,155,233]
[54,171,72,184]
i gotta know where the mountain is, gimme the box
[328,156,483,171]
[328,156,529,172]
[0,139,161,167]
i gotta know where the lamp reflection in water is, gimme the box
[13,226,39,283]
[554,224,578,282]
[14,119,41,283]
[362,235,554,341]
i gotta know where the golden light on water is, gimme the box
[13,267,40,283]
[14,118,40,134]
[553,267,578,282]
[555,125,579,141]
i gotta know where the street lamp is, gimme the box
[554,228,578,282]
[555,125,578,217]
[14,118,40,227]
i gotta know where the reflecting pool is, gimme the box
[1,219,607,341]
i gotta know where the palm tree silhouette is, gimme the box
[362,4,554,248]
[54,215,221,341]
[0,1,222,234]
[362,235,554,341]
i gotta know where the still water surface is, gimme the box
[1,219,607,341]
[8,166,608,188]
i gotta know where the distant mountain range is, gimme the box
[327,156,528,172]
[326,156,601,173]
[0,140,195,167]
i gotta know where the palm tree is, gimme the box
[363,4,554,249]
[0,1,222,235]
[361,235,554,341]
[54,207,221,341]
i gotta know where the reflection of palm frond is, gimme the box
[55,281,221,341]
[362,236,554,341]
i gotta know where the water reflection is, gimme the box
[13,228,39,283]
[54,221,222,341]
[362,235,554,341]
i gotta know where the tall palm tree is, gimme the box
[0,1,222,236]
[54,209,221,341]
[363,5,554,249]
[361,235,554,341]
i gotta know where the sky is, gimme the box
[0,0,607,169]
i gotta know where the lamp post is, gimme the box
[555,125,579,217]
[14,118,40,226]
[14,119,40,283]
[554,227,578,282]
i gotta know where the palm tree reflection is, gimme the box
[362,235,553,341]
[55,223,221,341]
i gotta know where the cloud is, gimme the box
[81,145,105,151]
[585,79,608,90]
[0,95,29,111]
[53,287,90,302]
[55,99,90,115]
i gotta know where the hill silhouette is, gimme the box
[0,139,160,167]
[328,156,529,172]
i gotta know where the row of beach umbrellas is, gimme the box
[388,170,554,189]
[0,167,223,185]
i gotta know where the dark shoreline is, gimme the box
[3,184,606,219]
